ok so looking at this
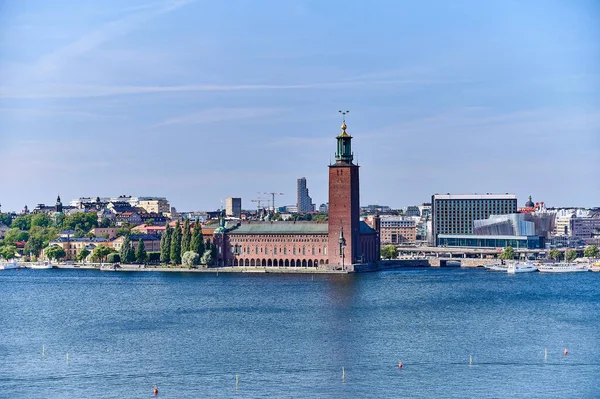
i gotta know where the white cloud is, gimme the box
[157,107,282,126]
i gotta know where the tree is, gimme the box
[0,213,12,227]
[45,245,66,261]
[12,215,32,230]
[135,239,147,263]
[92,245,115,262]
[62,212,98,232]
[549,249,563,261]
[4,228,29,244]
[565,249,578,262]
[53,213,65,229]
[119,236,135,264]
[584,245,599,258]
[77,248,91,261]
[380,244,398,260]
[160,223,172,263]
[170,221,182,265]
[499,246,515,260]
[181,218,191,253]
[191,219,204,256]
[31,213,52,228]
[106,253,120,263]
[182,251,199,267]
[24,226,58,257]
[99,218,112,228]
[145,218,154,226]
[0,245,16,260]
[200,249,213,266]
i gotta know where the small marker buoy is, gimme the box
[153,385,158,396]
[398,361,403,369]
[563,348,568,355]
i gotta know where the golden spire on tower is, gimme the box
[338,110,349,137]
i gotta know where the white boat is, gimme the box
[485,262,508,271]
[0,260,20,270]
[538,262,589,273]
[507,262,537,274]
[29,261,53,270]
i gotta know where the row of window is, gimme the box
[231,245,328,256]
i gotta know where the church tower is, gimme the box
[328,115,360,268]
[55,195,63,213]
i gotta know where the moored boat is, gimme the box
[537,262,589,273]
[29,261,54,270]
[0,260,19,270]
[485,262,508,271]
[507,262,537,274]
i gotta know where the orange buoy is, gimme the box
[398,361,403,369]
[153,385,159,395]
[563,348,568,355]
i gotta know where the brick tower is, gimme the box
[328,118,360,269]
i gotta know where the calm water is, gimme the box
[1,268,600,398]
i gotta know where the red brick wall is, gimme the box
[217,233,330,267]
[328,164,360,266]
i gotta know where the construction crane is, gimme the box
[250,198,269,213]
[263,192,284,212]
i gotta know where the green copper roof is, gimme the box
[226,221,377,235]
[228,222,328,235]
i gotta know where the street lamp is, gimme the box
[338,228,346,271]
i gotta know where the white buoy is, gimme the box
[342,367,345,381]
[236,374,239,391]
[66,352,69,365]
[544,348,547,360]
[469,354,472,366]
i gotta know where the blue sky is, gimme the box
[1,0,598,212]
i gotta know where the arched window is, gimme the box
[302,246,306,255]
[324,246,327,256]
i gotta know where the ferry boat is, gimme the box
[507,262,537,274]
[29,261,54,270]
[0,260,19,270]
[537,262,589,273]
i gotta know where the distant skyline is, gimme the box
[1,0,599,212]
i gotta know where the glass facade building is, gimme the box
[437,234,544,249]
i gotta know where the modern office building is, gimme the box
[432,193,518,246]
[225,197,242,218]
[296,177,315,213]
[571,216,600,239]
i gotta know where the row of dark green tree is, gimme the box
[118,236,148,264]
[159,219,215,266]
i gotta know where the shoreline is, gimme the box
[51,264,354,274]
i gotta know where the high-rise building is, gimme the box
[296,177,314,213]
[226,197,242,218]
[432,193,517,246]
